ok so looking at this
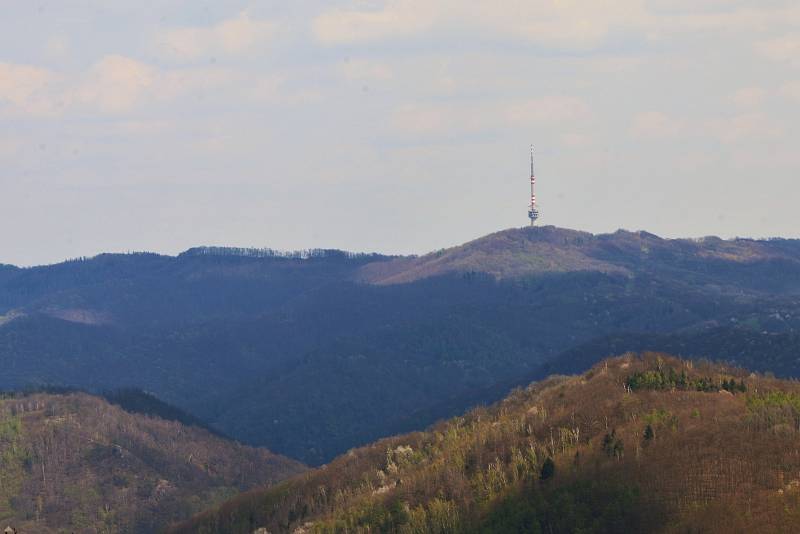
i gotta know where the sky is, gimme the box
[1,1,799,266]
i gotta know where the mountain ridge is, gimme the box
[3,226,800,464]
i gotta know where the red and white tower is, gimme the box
[528,145,540,226]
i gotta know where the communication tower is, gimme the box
[528,145,539,226]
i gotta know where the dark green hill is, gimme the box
[172,354,800,534]
[2,228,800,464]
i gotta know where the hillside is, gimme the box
[358,226,800,290]
[0,390,304,533]
[173,353,800,533]
[2,228,800,464]
[357,227,628,284]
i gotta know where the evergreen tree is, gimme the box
[643,424,655,443]
[540,457,555,481]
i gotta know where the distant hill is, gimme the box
[357,227,627,284]
[173,353,800,533]
[2,227,800,465]
[359,226,800,289]
[0,390,304,533]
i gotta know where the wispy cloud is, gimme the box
[631,111,685,138]
[1,56,241,117]
[756,34,800,63]
[154,11,276,61]
[75,55,157,113]
[391,95,590,136]
[313,1,439,45]
[0,62,59,116]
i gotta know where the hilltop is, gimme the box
[357,227,626,284]
[359,226,800,289]
[0,390,304,533]
[2,227,800,464]
[174,353,800,533]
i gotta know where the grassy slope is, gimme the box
[0,392,305,533]
[174,353,800,533]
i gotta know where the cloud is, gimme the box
[707,113,783,144]
[340,59,394,82]
[0,136,21,157]
[0,62,59,116]
[561,132,589,147]
[115,119,172,135]
[43,36,70,60]
[391,95,590,135]
[506,96,590,123]
[313,0,648,49]
[729,87,765,109]
[0,54,241,118]
[756,34,800,63]
[779,80,800,101]
[313,1,439,45]
[75,55,156,113]
[631,111,685,137]
[155,11,275,61]
[312,1,800,55]
[467,0,649,50]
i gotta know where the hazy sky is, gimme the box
[1,1,799,265]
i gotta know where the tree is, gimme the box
[643,424,654,444]
[540,457,555,481]
[603,429,624,459]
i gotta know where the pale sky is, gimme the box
[1,1,799,266]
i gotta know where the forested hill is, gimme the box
[358,226,800,288]
[0,389,305,533]
[2,227,800,465]
[173,353,800,533]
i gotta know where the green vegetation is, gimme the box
[625,363,745,393]
[478,479,647,534]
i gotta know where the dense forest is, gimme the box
[0,389,304,533]
[1,227,800,464]
[173,353,800,533]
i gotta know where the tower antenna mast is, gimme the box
[527,145,539,226]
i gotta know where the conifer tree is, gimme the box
[643,424,655,443]
[540,457,555,480]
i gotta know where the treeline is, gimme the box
[179,246,389,262]
[626,364,746,393]
[100,388,224,436]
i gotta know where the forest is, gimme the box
[1,227,800,465]
[173,353,800,533]
[0,389,304,533]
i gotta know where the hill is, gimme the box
[0,390,304,533]
[173,353,800,533]
[357,226,800,289]
[2,228,800,464]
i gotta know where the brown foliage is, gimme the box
[0,392,305,533]
[174,353,800,533]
